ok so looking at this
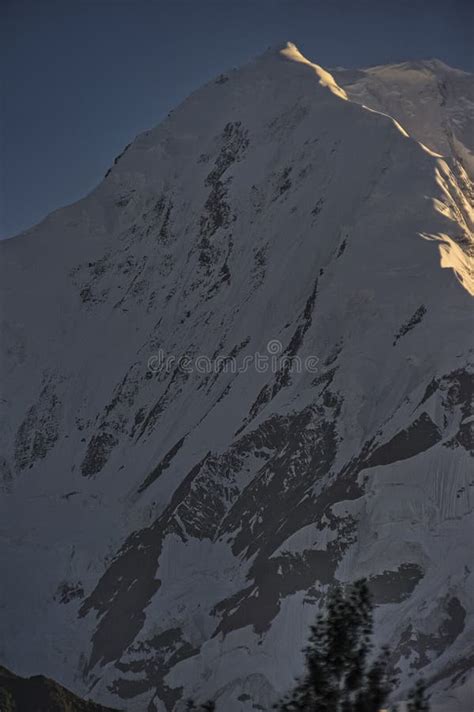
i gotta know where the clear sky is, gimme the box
[1,0,473,239]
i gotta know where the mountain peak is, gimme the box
[257,41,300,57]
[259,42,349,100]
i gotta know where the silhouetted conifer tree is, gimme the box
[274,579,397,712]
[407,679,430,711]
[186,579,430,712]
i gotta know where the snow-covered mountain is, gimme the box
[333,58,474,179]
[0,43,473,712]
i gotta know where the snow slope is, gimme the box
[0,43,473,712]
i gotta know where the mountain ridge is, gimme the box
[0,664,120,712]
[3,45,472,245]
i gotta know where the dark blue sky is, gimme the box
[2,0,473,238]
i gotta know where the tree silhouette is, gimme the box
[407,679,430,711]
[185,579,430,711]
[274,579,397,712]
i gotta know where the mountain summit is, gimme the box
[0,45,473,712]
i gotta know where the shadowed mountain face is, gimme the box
[0,43,473,712]
[0,665,119,712]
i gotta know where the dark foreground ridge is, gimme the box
[0,665,120,712]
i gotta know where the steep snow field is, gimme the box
[0,44,473,711]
